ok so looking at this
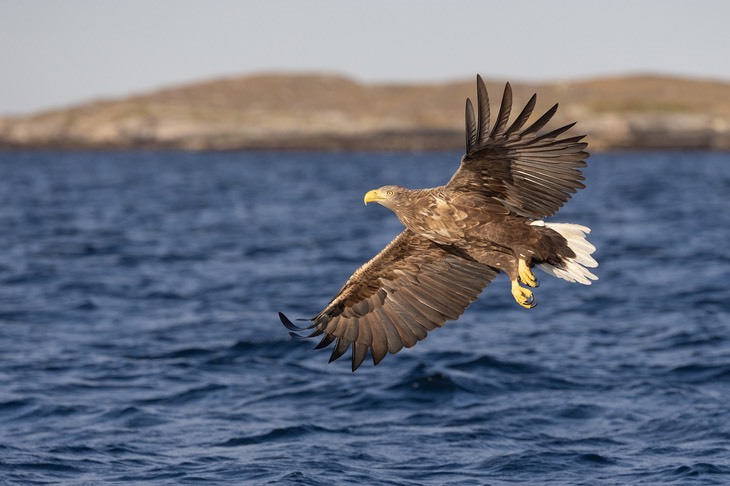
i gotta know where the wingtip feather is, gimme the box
[279,312,305,331]
[351,342,368,372]
[476,74,491,145]
[489,82,513,138]
[465,98,477,153]
[328,338,351,363]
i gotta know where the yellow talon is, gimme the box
[511,280,537,309]
[518,259,538,288]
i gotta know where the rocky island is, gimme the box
[1,73,728,151]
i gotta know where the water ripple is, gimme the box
[1,151,729,484]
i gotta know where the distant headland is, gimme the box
[1,73,729,151]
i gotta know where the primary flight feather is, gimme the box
[280,75,598,371]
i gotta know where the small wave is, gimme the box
[672,463,729,476]
[202,338,304,366]
[98,406,169,428]
[74,299,98,311]
[576,453,616,465]
[215,425,328,447]
[556,403,604,420]
[161,346,219,359]
[124,340,275,361]
[646,329,727,352]
[0,397,37,412]
[4,461,82,473]
[134,384,227,406]
[639,462,730,481]
[386,364,462,394]
[448,354,541,374]
[669,363,730,383]
[142,290,188,300]
[0,398,39,424]
[13,403,96,422]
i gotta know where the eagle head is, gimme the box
[363,185,407,207]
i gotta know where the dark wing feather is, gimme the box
[476,75,490,144]
[465,99,478,153]
[280,230,498,371]
[489,82,513,138]
[447,75,589,219]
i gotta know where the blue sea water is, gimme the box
[0,149,729,485]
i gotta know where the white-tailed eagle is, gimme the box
[280,75,597,371]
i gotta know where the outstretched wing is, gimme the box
[280,230,498,371]
[447,75,589,219]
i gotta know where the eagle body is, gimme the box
[378,186,564,257]
[365,185,577,287]
[281,76,598,371]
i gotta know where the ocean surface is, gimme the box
[0,150,729,485]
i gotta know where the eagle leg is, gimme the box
[518,259,539,288]
[511,279,537,309]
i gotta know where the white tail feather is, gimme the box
[531,221,598,285]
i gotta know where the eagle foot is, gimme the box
[511,280,537,309]
[518,259,539,288]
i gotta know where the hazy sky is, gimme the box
[2,0,728,115]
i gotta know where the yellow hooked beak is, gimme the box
[363,189,382,205]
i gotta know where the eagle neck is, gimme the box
[388,187,455,243]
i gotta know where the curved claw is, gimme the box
[511,280,537,309]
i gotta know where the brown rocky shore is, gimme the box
[1,73,729,151]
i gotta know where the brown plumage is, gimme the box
[280,75,598,371]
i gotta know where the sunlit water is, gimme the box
[1,150,729,485]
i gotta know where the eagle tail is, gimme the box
[532,222,598,285]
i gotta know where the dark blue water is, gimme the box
[1,150,729,485]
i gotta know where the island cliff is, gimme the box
[1,73,728,151]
